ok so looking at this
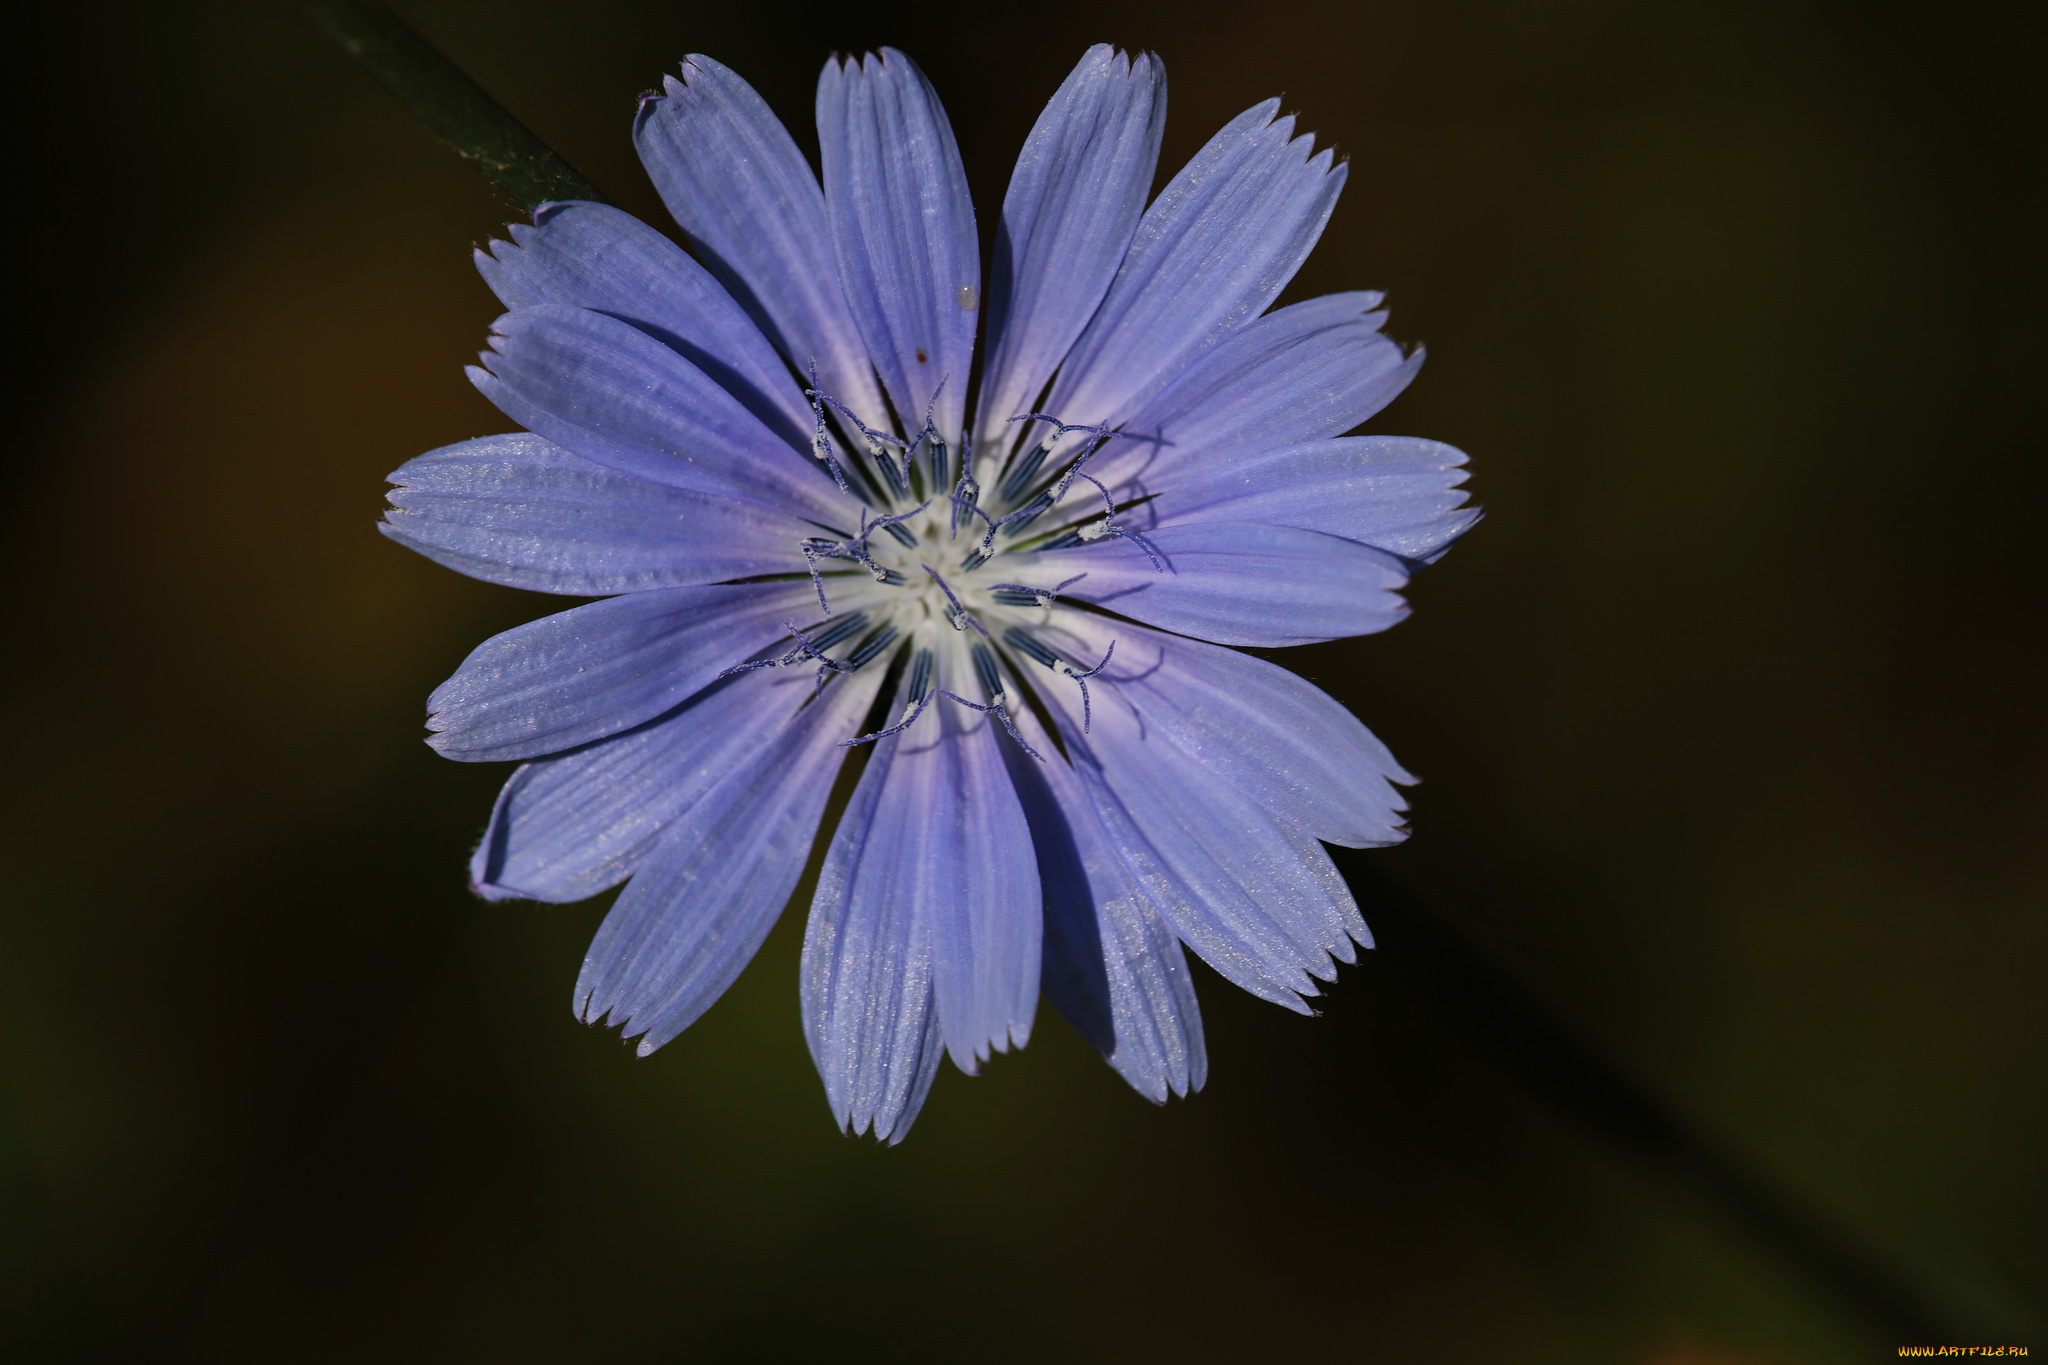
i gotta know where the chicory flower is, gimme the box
[382,44,1477,1141]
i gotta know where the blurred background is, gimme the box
[3,0,2043,1359]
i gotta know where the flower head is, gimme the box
[382,45,1478,1141]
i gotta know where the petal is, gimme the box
[380,433,806,594]
[1088,293,1418,493]
[1046,100,1346,427]
[816,49,979,444]
[1050,724,1325,1009]
[1042,683,1369,1002]
[475,200,816,451]
[802,720,945,1144]
[999,703,1205,1102]
[470,669,802,904]
[473,305,845,526]
[805,656,1041,1080]
[917,683,1042,1072]
[634,56,888,429]
[1150,436,1481,565]
[975,45,1166,454]
[1019,521,1411,647]
[426,582,820,762]
[574,665,886,1055]
[1035,613,1414,849]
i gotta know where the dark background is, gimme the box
[3,1,2042,1359]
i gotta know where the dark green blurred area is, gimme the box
[3,0,2042,1358]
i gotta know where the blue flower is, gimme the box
[382,45,1478,1142]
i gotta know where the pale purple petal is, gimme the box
[913,693,1042,1073]
[472,306,845,526]
[1038,612,1413,848]
[1088,293,1418,493]
[1000,703,1205,1101]
[1046,101,1346,427]
[574,666,886,1055]
[802,719,946,1144]
[1050,722,1323,1009]
[380,434,805,594]
[1045,679,1369,999]
[974,45,1165,451]
[1019,522,1410,647]
[426,582,817,762]
[816,49,979,444]
[475,200,815,451]
[634,55,888,429]
[1149,436,1481,564]
[470,671,798,904]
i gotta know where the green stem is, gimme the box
[305,0,608,208]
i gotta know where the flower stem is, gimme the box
[304,0,609,208]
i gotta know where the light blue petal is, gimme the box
[816,49,979,445]
[974,45,1165,449]
[380,433,804,594]
[1020,522,1410,647]
[1038,612,1414,848]
[426,582,816,762]
[475,200,815,451]
[802,717,946,1144]
[1046,100,1346,427]
[912,692,1042,1073]
[472,305,845,526]
[574,666,886,1056]
[1088,293,1416,493]
[633,56,888,430]
[1046,683,1368,1000]
[1147,436,1479,564]
[1053,722,1323,1009]
[999,704,1205,1101]
[470,670,796,904]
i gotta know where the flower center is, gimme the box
[730,385,1146,755]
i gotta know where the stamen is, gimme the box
[970,641,1003,698]
[846,624,900,670]
[800,537,846,613]
[936,690,1045,760]
[997,441,1051,503]
[1000,626,1059,668]
[840,688,932,748]
[802,360,850,493]
[839,645,933,748]
[937,644,1046,762]
[1034,472,1165,570]
[801,501,932,608]
[807,613,871,653]
[987,574,1085,609]
[921,564,987,636]
[714,614,871,682]
[903,380,950,494]
[1057,639,1115,734]
[808,384,910,490]
[950,470,979,539]
[976,493,1053,559]
[1004,412,1121,506]
[1000,629,1114,733]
